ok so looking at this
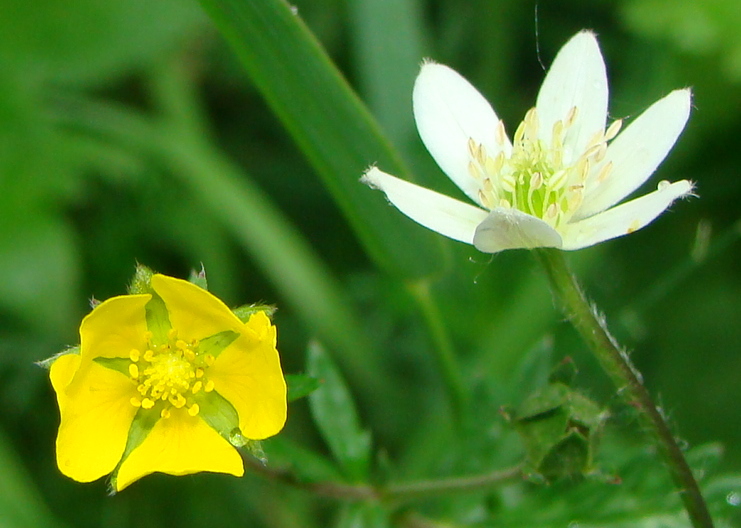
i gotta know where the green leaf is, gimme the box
[307,341,371,482]
[286,374,322,402]
[336,502,390,528]
[262,436,343,484]
[197,0,447,279]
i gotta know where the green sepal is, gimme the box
[126,264,172,346]
[510,362,607,482]
[36,345,79,370]
[192,389,243,446]
[244,440,266,464]
[286,373,321,402]
[198,330,239,360]
[548,356,578,386]
[92,357,131,376]
[188,266,208,290]
[108,406,161,494]
[127,264,156,295]
[232,303,277,322]
[144,291,171,347]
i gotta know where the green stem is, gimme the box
[381,464,522,504]
[533,248,713,528]
[406,280,468,415]
[243,454,521,505]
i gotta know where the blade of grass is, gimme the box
[197,0,447,279]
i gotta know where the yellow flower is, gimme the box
[49,273,287,491]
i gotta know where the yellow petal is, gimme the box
[208,312,287,440]
[55,362,139,483]
[150,275,247,343]
[79,294,151,362]
[114,408,244,491]
[50,353,81,412]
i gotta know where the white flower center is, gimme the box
[467,106,621,230]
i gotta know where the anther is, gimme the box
[467,138,477,157]
[176,340,188,350]
[546,203,559,219]
[192,381,203,394]
[530,172,543,190]
[143,349,154,362]
[596,161,613,182]
[604,119,622,141]
[130,397,142,407]
[204,380,215,393]
[495,120,507,145]
[161,409,171,419]
[142,398,155,410]
[477,190,492,209]
[128,363,139,379]
[565,106,578,128]
[129,349,140,362]
[188,404,200,417]
[468,161,482,180]
[170,393,186,408]
[204,354,215,367]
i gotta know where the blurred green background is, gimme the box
[1,0,740,526]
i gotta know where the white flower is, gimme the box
[362,31,693,253]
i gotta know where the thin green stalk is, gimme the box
[242,453,521,505]
[406,280,468,415]
[381,464,522,504]
[533,248,713,528]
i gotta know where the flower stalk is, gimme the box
[533,248,713,528]
[242,453,521,505]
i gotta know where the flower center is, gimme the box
[127,329,215,418]
[467,106,621,229]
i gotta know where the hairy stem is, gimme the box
[534,248,713,528]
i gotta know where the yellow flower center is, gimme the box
[127,329,215,418]
[467,106,621,230]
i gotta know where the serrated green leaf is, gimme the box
[197,0,447,280]
[307,341,371,482]
[286,374,322,402]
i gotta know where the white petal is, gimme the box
[536,31,608,162]
[561,180,693,250]
[473,208,563,253]
[362,167,489,244]
[575,89,692,219]
[413,62,512,205]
